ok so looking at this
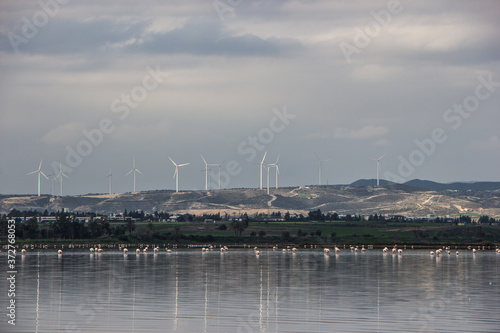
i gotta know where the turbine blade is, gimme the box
[173,168,177,179]
[41,171,49,179]
[261,151,267,163]
[126,169,133,176]
[62,173,69,179]
[378,153,386,160]
[28,170,38,175]
[201,155,207,165]
[275,154,280,164]
[136,169,143,175]
[38,159,43,171]
[313,152,320,160]
[169,157,177,166]
[178,163,189,167]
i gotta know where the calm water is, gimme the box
[1,248,499,333]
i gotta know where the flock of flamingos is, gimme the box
[6,243,500,256]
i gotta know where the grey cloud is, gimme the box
[128,20,303,57]
[1,18,148,54]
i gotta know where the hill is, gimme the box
[403,179,500,192]
[1,184,499,217]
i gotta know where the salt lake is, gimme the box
[1,247,499,332]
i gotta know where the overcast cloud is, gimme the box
[1,0,499,196]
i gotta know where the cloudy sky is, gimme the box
[1,0,499,196]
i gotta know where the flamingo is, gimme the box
[21,249,27,255]
[58,250,63,255]
[383,247,388,253]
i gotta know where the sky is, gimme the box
[1,0,499,196]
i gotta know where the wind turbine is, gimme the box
[201,155,210,190]
[57,163,69,196]
[266,164,271,195]
[106,169,114,194]
[46,172,57,196]
[210,160,226,190]
[126,158,142,193]
[259,152,267,190]
[169,157,189,193]
[314,153,331,186]
[28,159,48,196]
[373,154,385,187]
[268,155,280,189]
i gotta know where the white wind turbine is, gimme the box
[169,157,189,193]
[126,158,142,193]
[314,153,332,186]
[46,172,57,196]
[373,154,385,187]
[57,163,69,196]
[28,159,48,196]
[210,160,226,190]
[106,169,114,195]
[201,155,210,190]
[266,164,271,195]
[259,151,267,190]
[268,155,280,189]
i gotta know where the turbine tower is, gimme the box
[268,155,280,189]
[57,163,69,196]
[106,169,113,195]
[201,155,209,190]
[28,159,48,196]
[126,158,142,193]
[373,154,385,187]
[314,153,331,186]
[46,172,57,196]
[266,164,271,195]
[259,151,267,190]
[210,160,226,190]
[169,157,189,193]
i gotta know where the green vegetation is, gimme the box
[1,209,499,247]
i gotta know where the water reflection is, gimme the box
[0,249,499,332]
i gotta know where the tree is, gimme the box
[478,215,490,224]
[173,226,182,242]
[126,220,135,235]
[230,220,247,237]
[308,209,324,221]
[281,231,291,242]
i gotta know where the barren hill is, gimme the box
[1,185,499,217]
